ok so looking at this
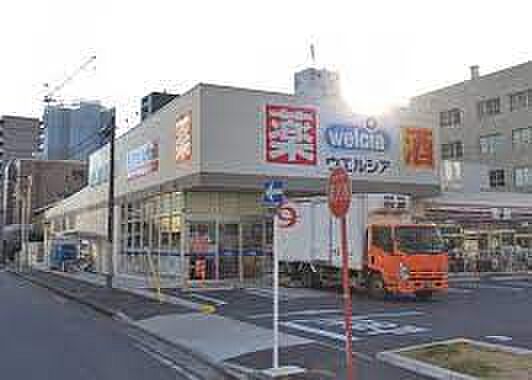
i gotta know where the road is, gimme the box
[0,271,184,380]
[165,276,532,379]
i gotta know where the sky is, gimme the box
[1,0,532,132]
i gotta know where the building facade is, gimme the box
[1,159,87,261]
[141,92,179,121]
[44,76,440,284]
[0,115,41,167]
[43,101,114,161]
[411,62,532,193]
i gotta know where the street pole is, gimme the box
[273,210,279,370]
[106,111,116,288]
[19,189,24,272]
[328,167,354,380]
[341,216,354,380]
[25,176,32,270]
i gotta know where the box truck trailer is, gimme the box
[275,194,448,300]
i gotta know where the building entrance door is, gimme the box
[242,219,265,279]
[219,222,239,280]
[188,221,217,281]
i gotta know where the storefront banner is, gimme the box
[265,105,317,165]
[402,127,435,170]
[264,104,400,177]
[176,112,192,162]
[319,111,399,177]
[88,144,110,187]
[127,141,159,180]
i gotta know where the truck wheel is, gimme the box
[310,271,322,289]
[302,268,321,289]
[368,274,386,299]
[415,291,433,302]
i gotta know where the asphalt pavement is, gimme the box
[0,270,186,380]
[165,276,532,379]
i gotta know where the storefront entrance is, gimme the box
[185,216,272,284]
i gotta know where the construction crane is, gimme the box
[43,55,96,105]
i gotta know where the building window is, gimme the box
[439,108,462,127]
[515,167,532,187]
[509,89,532,111]
[480,134,503,154]
[477,98,501,119]
[441,141,463,159]
[512,127,532,147]
[489,169,505,188]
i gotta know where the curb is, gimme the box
[9,270,119,317]
[9,269,241,380]
[377,337,532,380]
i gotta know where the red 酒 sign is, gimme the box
[328,167,352,218]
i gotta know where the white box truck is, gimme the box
[275,194,448,300]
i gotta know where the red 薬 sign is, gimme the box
[328,167,352,218]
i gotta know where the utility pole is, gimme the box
[25,176,32,270]
[19,185,24,272]
[105,110,116,288]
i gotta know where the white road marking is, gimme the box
[447,288,473,294]
[282,321,362,342]
[282,315,429,343]
[485,335,513,342]
[472,284,524,291]
[187,293,228,306]
[133,343,201,380]
[249,309,344,319]
[249,310,424,320]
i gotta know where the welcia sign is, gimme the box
[322,116,394,176]
[324,118,389,153]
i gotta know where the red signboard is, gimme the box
[328,167,352,218]
[276,203,298,229]
[402,127,434,169]
[265,105,317,166]
[176,112,192,162]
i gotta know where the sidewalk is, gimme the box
[11,268,313,379]
[14,269,193,321]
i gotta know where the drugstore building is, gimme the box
[44,73,440,285]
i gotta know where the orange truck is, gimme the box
[275,194,448,300]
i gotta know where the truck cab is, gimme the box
[367,223,448,300]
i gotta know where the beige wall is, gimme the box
[200,84,441,191]
[185,191,263,218]
[114,86,201,197]
[45,83,442,230]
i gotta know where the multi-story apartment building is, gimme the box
[0,115,41,168]
[411,62,532,193]
[43,101,113,161]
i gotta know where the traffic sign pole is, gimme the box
[341,215,354,380]
[273,211,280,369]
[263,180,284,371]
[328,167,355,380]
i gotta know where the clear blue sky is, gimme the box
[2,0,531,131]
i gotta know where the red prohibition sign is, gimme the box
[328,167,352,218]
[277,203,298,228]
